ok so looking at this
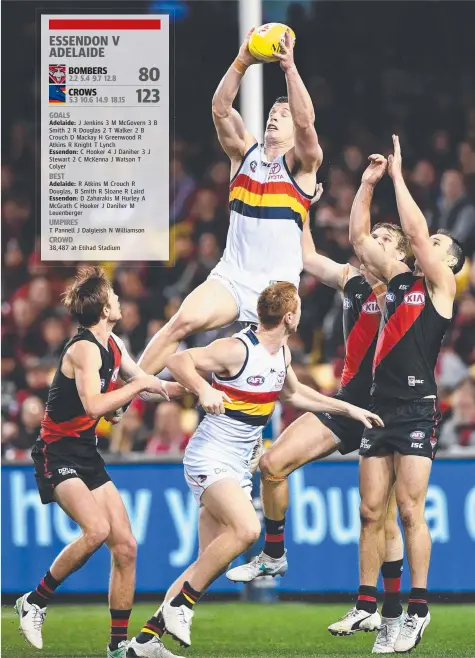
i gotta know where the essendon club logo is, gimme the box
[49,64,66,84]
[404,291,425,306]
[362,300,380,314]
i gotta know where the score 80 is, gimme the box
[136,67,160,103]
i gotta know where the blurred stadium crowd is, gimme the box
[2,2,475,460]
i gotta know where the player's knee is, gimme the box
[84,520,111,550]
[259,451,286,481]
[398,500,424,529]
[360,500,385,528]
[111,534,137,568]
[166,309,202,341]
[235,520,261,549]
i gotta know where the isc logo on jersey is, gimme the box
[362,300,380,314]
[247,375,265,386]
[404,291,425,305]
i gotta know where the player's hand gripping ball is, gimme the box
[248,23,296,63]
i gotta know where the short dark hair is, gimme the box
[273,96,289,106]
[372,222,413,265]
[437,229,465,274]
[62,266,112,327]
[257,282,298,329]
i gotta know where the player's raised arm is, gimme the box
[301,216,350,291]
[166,338,246,415]
[211,29,258,161]
[69,341,165,419]
[275,30,322,171]
[349,155,404,283]
[389,134,457,294]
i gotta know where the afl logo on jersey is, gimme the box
[410,431,425,440]
[404,291,425,306]
[362,300,380,314]
[343,297,352,309]
[247,375,265,386]
[386,292,396,303]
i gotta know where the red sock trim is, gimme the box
[182,586,199,602]
[408,598,427,604]
[35,589,49,600]
[383,576,401,593]
[145,622,162,633]
[358,595,377,602]
[40,578,53,594]
[265,533,284,543]
[111,618,129,627]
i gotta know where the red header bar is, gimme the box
[49,19,162,30]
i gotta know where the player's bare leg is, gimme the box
[138,279,239,375]
[373,490,405,653]
[93,482,137,657]
[227,413,338,582]
[394,455,433,653]
[16,479,111,649]
[329,455,394,636]
[128,508,222,657]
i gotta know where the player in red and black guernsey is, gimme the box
[15,267,185,658]
[342,141,465,653]
[226,192,411,649]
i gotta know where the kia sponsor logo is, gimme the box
[362,300,380,314]
[404,291,425,305]
[247,375,265,386]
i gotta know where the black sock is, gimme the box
[27,570,61,607]
[109,608,131,650]
[170,581,202,610]
[356,585,378,613]
[381,559,403,618]
[407,587,428,617]
[136,613,165,644]
[263,517,285,559]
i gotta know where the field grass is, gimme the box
[2,602,474,658]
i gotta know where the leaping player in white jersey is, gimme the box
[138,28,326,377]
[127,283,383,656]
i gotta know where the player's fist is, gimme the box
[104,408,124,425]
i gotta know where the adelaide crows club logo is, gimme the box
[49,64,66,104]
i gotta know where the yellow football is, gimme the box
[248,23,296,63]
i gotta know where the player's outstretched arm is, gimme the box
[166,338,246,415]
[350,155,400,283]
[70,341,165,419]
[112,333,185,402]
[389,134,456,294]
[280,356,383,428]
[212,29,258,161]
[275,30,322,171]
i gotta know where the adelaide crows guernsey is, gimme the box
[212,143,314,293]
